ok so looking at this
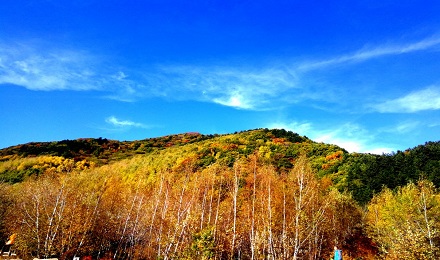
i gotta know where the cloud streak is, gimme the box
[2,36,440,112]
[0,42,300,109]
[373,86,440,113]
[0,42,144,102]
[298,36,440,71]
[146,66,299,110]
[105,116,149,129]
[0,43,102,91]
[144,36,440,110]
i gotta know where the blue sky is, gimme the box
[1,0,440,153]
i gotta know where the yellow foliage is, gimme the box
[366,181,440,259]
[258,145,272,159]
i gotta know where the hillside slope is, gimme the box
[1,128,440,204]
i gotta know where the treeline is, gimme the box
[2,129,440,205]
[3,129,440,207]
[342,141,440,204]
[0,129,312,185]
[0,132,214,165]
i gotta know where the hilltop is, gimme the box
[1,128,439,204]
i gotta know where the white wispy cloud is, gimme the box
[213,93,249,109]
[105,116,149,129]
[0,43,101,91]
[151,36,440,110]
[393,121,420,133]
[0,42,301,109]
[428,122,440,128]
[0,42,143,102]
[3,36,440,112]
[373,86,440,113]
[311,123,372,153]
[298,36,440,71]
[146,66,299,110]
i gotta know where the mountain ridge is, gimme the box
[1,128,440,205]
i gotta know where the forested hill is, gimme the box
[1,128,440,204]
[1,128,440,259]
[0,131,216,163]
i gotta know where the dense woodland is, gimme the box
[0,129,439,259]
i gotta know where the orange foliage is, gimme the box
[322,163,331,170]
[272,137,287,144]
[223,144,238,150]
[325,150,344,161]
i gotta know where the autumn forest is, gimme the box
[1,129,440,259]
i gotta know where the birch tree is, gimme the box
[366,180,440,259]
